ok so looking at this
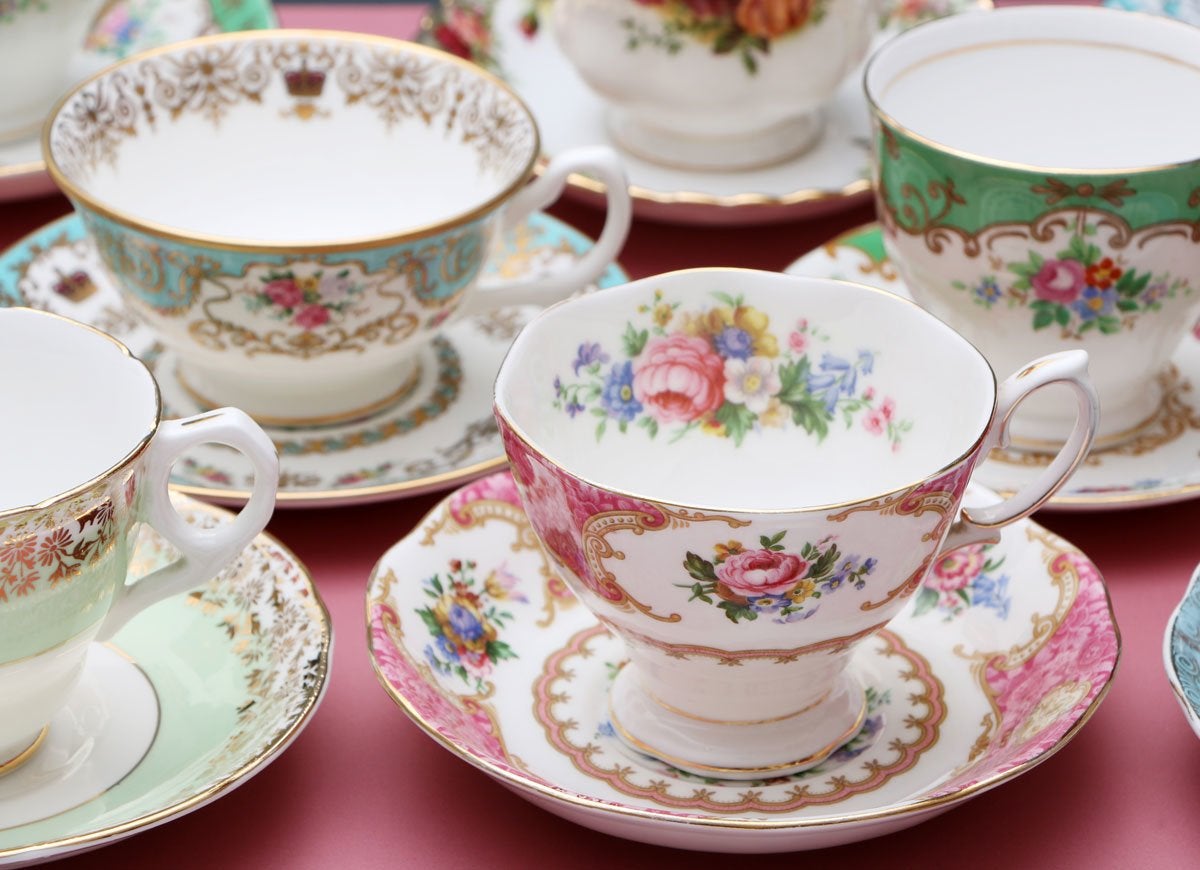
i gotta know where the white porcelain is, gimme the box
[552,0,875,170]
[44,30,631,426]
[866,6,1200,446]
[368,470,1119,851]
[0,309,278,771]
[1165,561,1200,740]
[0,0,105,142]
[493,268,1097,777]
[422,0,985,225]
[787,223,1200,511]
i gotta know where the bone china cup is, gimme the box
[0,309,278,774]
[0,0,105,142]
[43,31,632,427]
[552,0,875,170]
[867,6,1200,448]
[494,269,1098,779]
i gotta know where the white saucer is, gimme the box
[0,494,331,866]
[367,471,1118,852]
[0,211,628,508]
[0,0,276,203]
[419,0,986,226]
[786,224,1200,512]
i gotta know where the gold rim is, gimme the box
[42,29,542,254]
[0,307,160,521]
[0,727,49,778]
[864,6,1200,176]
[366,498,1122,831]
[0,498,333,861]
[494,267,1000,517]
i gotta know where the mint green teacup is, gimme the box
[0,308,278,774]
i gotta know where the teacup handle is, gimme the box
[938,350,1098,554]
[457,146,632,316]
[96,408,279,640]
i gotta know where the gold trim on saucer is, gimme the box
[645,687,833,727]
[0,727,48,778]
[175,360,424,429]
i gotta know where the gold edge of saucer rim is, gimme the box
[530,0,995,213]
[365,495,1120,833]
[0,496,334,862]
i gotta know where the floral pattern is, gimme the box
[951,227,1189,340]
[618,0,830,75]
[679,531,876,624]
[85,0,161,56]
[419,558,527,691]
[913,543,1010,620]
[0,0,43,24]
[553,290,910,449]
[421,0,501,70]
[243,268,367,332]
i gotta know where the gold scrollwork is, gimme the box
[581,507,750,624]
[825,484,955,542]
[1031,177,1136,208]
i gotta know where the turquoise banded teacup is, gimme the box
[44,30,632,426]
[0,308,278,775]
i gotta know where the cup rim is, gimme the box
[0,309,161,521]
[493,267,1000,516]
[41,29,543,254]
[863,5,1200,177]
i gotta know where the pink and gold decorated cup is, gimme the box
[494,268,1098,779]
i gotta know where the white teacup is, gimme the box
[0,308,278,773]
[553,0,876,170]
[44,30,632,426]
[0,0,104,142]
[866,6,1200,448]
[495,268,1098,777]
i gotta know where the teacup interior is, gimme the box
[866,6,1200,170]
[496,271,996,512]
[0,310,157,512]
[47,33,538,244]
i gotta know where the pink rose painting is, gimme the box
[245,268,365,332]
[263,278,303,309]
[1031,259,1086,303]
[717,549,807,597]
[633,333,726,423]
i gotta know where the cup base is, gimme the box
[605,108,824,173]
[0,726,48,778]
[607,666,867,780]
[175,357,424,429]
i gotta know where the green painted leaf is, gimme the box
[487,640,517,662]
[684,552,718,582]
[1097,316,1122,335]
[417,609,442,636]
[718,600,757,623]
[911,586,939,618]
[1032,308,1054,330]
[1116,299,1139,312]
[623,322,648,357]
[1054,305,1071,327]
[595,419,607,441]
[715,402,756,447]
[429,576,444,595]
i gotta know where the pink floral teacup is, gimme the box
[494,268,1098,779]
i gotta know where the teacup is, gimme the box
[552,0,875,170]
[44,30,632,427]
[494,268,1097,778]
[0,0,104,142]
[866,5,1200,448]
[0,308,278,773]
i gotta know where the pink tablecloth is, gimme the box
[6,5,1199,867]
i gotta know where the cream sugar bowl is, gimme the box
[0,308,278,774]
[494,268,1099,778]
[0,0,105,142]
[867,5,1200,448]
[44,30,632,427]
[551,0,876,170]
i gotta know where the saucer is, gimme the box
[419,0,986,227]
[786,224,1200,512]
[366,471,1118,852]
[1165,562,1200,739]
[0,493,331,866]
[0,212,628,508]
[0,0,276,203]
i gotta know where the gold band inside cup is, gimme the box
[0,726,48,777]
[175,362,424,429]
[608,694,868,776]
[646,687,833,727]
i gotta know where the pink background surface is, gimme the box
[5,3,1200,866]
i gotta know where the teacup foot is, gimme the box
[606,109,824,173]
[607,667,867,780]
[0,727,48,778]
